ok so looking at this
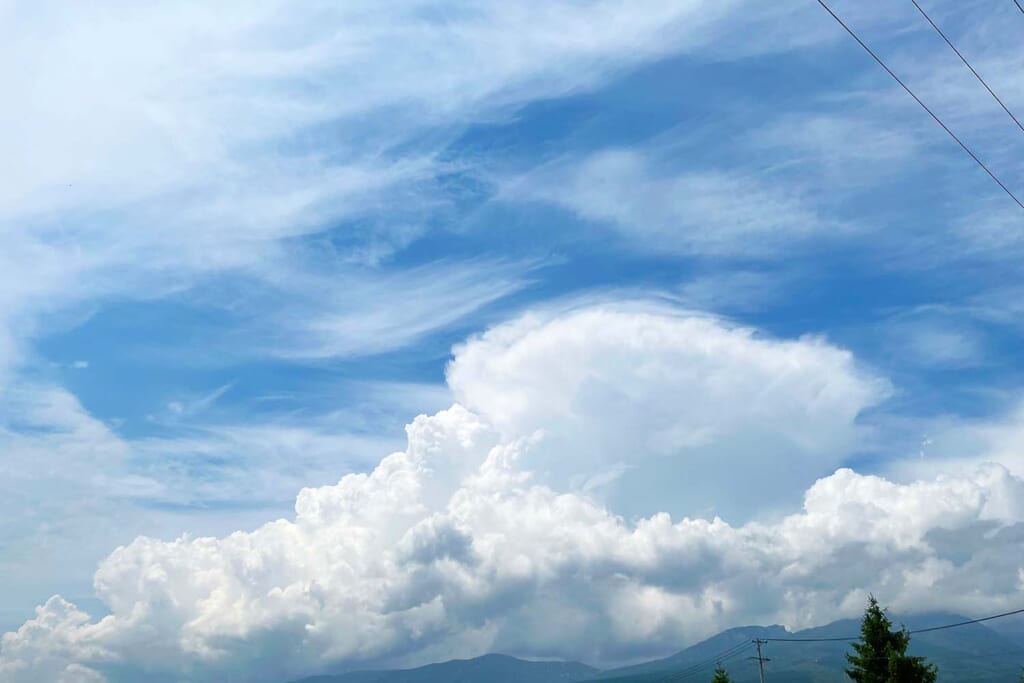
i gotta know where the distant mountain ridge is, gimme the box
[294,653,597,683]
[289,613,1024,683]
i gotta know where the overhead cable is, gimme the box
[911,0,1024,135]
[813,0,1024,210]
[763,606,1024,642]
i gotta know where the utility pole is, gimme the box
[753,639,769,683]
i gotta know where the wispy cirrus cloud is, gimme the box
[262,259,538,359]
[2,0,759,374]
[502,148,839,257]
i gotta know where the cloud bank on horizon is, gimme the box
[3,0,1024,681]
[4,307,1024,683]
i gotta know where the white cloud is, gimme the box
[5,2,1024,680]
[872,306,987,369]
[892,1,1024,147]
[0,380,416,635]
[447,304,889,518]
[2,404,1022,683]
[1,0,1015,357]
[6,304,1018,683]
[676,270,792,314]
[887,399,1024,488]
[953,202,1024,260]
[0,0,890,399]
[1,0,784,377]
[0,385,137,633]
[503,149,837,257]
[750,114,923,188]
[265,260,535,359]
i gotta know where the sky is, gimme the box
[1,0,1024,681]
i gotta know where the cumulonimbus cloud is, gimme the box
[2,306,1022,683]
[447,304,891,518]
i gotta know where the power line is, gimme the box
[907,606,1024,634]
[650,640,753,683]
[857,648,1024,662]
[649,649,742,682]
[1015,0,1024,16]
[676,642,753,681]
[911,0,1024,135]
[763,606,1024,642]
[813,0,1024,210]
[660,642,751,682]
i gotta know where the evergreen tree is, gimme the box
[710,664,732,683]
[844,595,937,683]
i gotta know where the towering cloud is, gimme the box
[2,306,1022,683]
[448,305,890,518]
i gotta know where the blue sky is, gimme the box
[2,1,1024,681]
